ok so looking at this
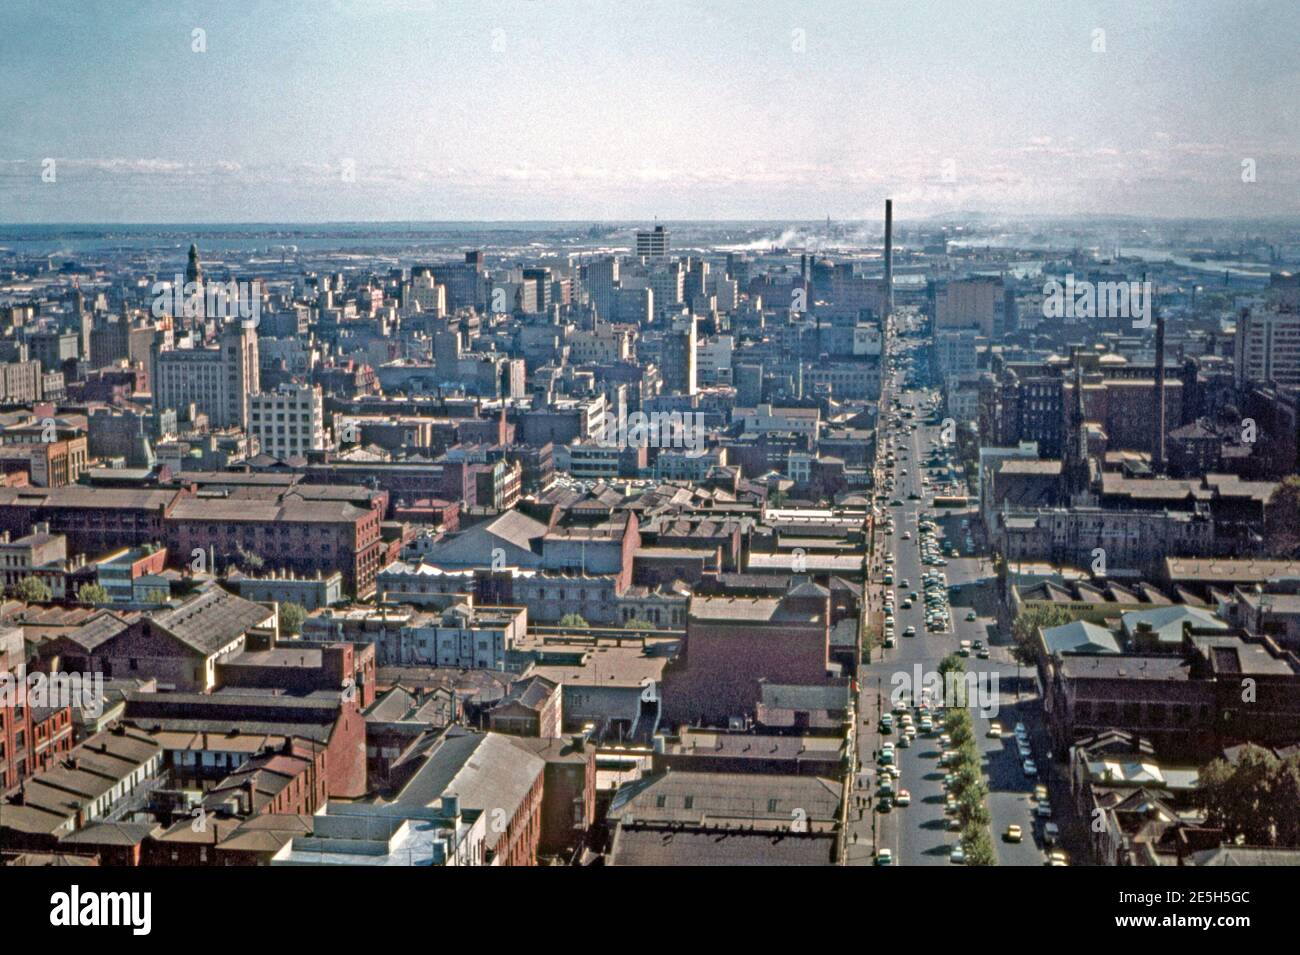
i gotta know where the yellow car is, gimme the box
[1004,824,1023,843]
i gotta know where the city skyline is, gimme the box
[2,0,1298,222]
[2,0,1300,896]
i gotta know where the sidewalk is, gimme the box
[846,680,888,864]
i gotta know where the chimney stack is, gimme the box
[883,199,894,320]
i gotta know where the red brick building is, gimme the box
[508,734,597,859]
[217,640,376,710]
[488,675,562,738]
[1,628,74,792]
[0,486,185,558]
[165,497,385,598]
[662,582,834,727]
[125,690,368,799]
[391,728,545,865]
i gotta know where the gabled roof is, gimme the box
[1041,620,1122,656]
[391,728,546,852]
[1121,605,1227,644]
[149,587,274,655]
[60,610,140,653]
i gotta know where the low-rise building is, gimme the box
[606,770,842,865]
[44,586,275,692]
[397,602,528,670]
[225,569,343,610]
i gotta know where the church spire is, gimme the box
[186,243,203,286]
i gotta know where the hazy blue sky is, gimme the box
[1,0,1297,222]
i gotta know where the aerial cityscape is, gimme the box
[0,3,1297,916]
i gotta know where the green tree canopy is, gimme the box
[1196,747,1300,847]
[76,583,110,605]
[279,602,308,636]
[938,653,965,677]
[1265,476,1300,557]
[961,826,998,866]
[558,613,589,628]
[12,575,52,603]
[1011,605,1078,666]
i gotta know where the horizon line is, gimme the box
[4,213,1300,228]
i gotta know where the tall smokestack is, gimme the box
[884,199,894,320]
[1152,279,1166,475]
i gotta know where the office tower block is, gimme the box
[1153,299,1167,475]
[662,317,698,396]
[151,320,259,430]
[736,363,764,406]
[409,271,447,317]
[1234,306,1300,390]
[613,286,653,326]
[636,225,670,260]
[586,256,619,321]
[249,382,327,459]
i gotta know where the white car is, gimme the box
[950,845,966,864]
[1022,758,1038,777]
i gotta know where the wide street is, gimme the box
[847,315,1078,867]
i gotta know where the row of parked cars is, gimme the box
[988,720,1068,864]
